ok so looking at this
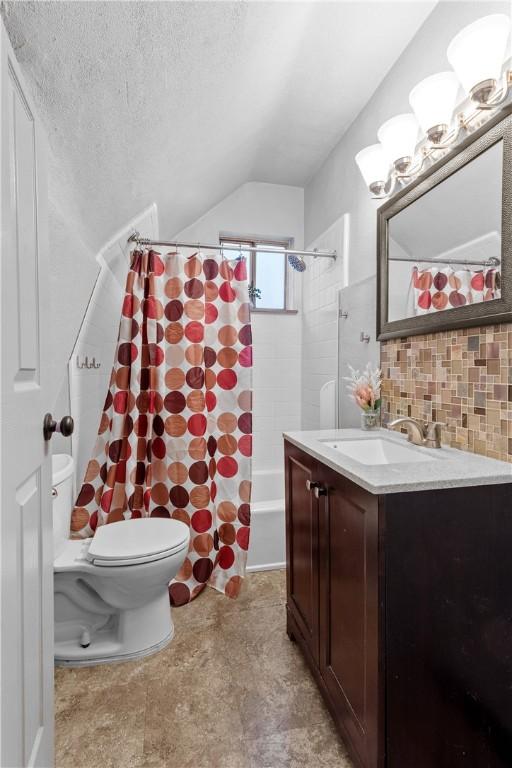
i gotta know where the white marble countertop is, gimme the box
[283,428,512,495]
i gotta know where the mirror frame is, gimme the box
[377,103,512,341]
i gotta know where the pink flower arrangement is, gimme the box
[344,363,382,412]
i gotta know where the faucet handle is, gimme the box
[424,421,444,448]
[426,420,445,431]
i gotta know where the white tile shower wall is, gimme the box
[70,205,159,486]
[301,214,349,431]
[338,277,380,427]
[252,313,302,471]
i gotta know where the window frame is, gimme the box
[219,235,297,314]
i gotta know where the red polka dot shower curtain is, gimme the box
[70,249,252,604]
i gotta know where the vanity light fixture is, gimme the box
[377,113,419,174]
[409,71,460,145]
[355,13,512,199]
[354,144,390,197]
[447,14,510,107]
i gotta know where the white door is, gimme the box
[0,19,54,768]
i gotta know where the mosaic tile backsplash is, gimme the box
[381,325,512,463]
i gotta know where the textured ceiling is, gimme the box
[3,1,436,250]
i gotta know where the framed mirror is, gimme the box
[377,104,512,340]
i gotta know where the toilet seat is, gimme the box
[87,518,190,567]
[54,518,190,572]
[90,544,189,567]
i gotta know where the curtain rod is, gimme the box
[127,232,337,261]
[390,255,501,268]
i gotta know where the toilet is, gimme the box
[52,454,190,666]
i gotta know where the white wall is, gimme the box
[69,206,159,485]
[303,0,509,424]
[47,151,99,414]
[174,182,304,473]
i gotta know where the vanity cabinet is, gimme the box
[317,463,380,767]
[285,444,320,664]
[285,439,512,768]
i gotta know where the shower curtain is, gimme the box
[411,264,500,315]
[71,248,252,604]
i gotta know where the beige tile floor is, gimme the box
[55,570,353,768]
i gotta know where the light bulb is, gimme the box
[355,144,390,195]
[409,71,461,144]
[377,113,419,173]
[447,14,511,104]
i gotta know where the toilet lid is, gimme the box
[87,518,190,566]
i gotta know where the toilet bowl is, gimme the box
[52,454,190,666]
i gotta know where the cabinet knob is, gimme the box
[306,479,327,498]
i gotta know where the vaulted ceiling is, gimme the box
[3,1,436,251]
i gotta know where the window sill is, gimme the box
[250,308,299,315]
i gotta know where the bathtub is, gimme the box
[246,468,286,572]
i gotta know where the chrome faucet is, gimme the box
[387,417,443,449]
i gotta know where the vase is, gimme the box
[360,409,380,431]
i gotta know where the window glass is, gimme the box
[254,249,285,310]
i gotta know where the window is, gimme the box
[220,236,295,313]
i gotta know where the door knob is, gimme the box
[43,413,74,441]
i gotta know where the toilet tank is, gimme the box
[52,454,75,558]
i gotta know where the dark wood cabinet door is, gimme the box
[318,467,380,768]
[285,442,320,664]
[384,486,512,768]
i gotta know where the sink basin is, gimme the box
[321,437,438,465]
